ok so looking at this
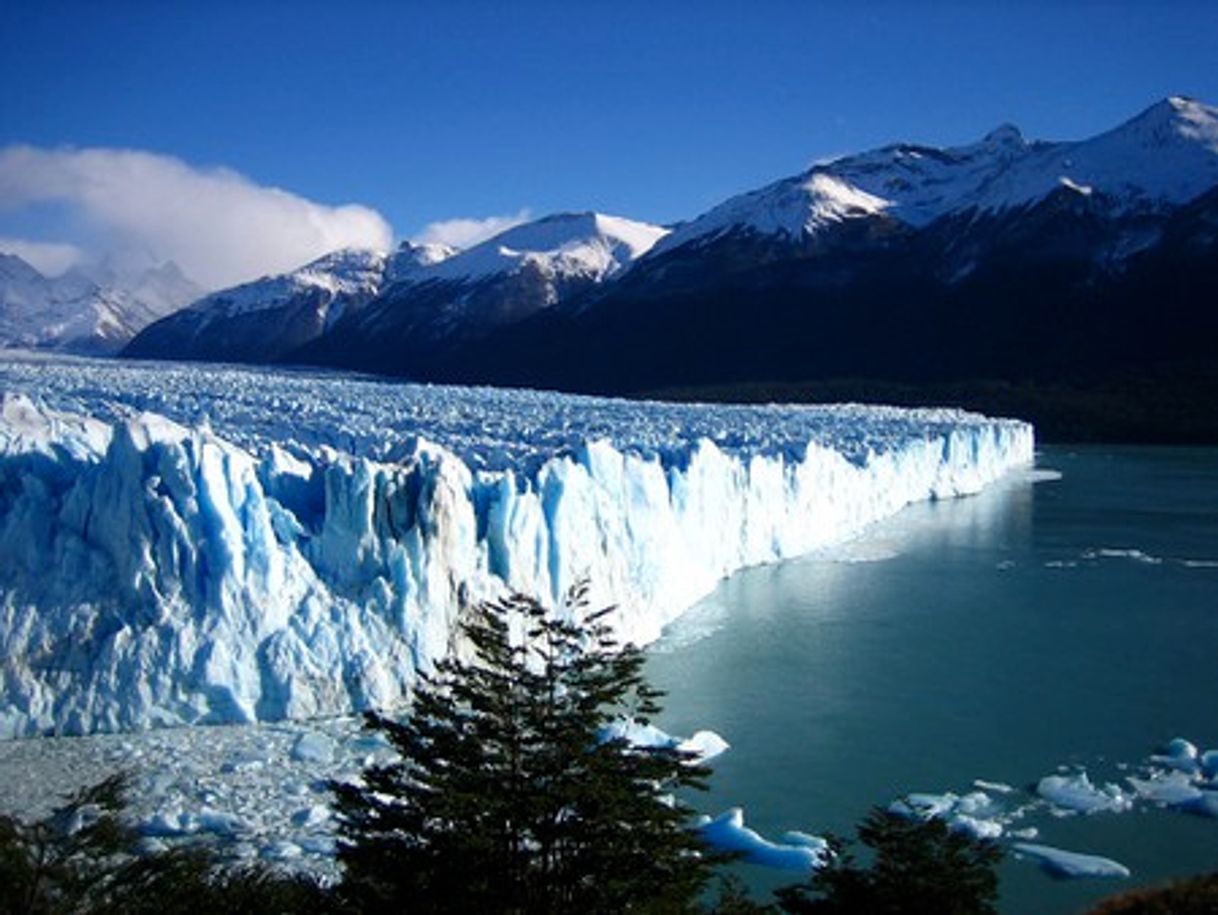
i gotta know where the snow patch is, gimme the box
[1059,176,1094,196]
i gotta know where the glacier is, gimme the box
[0,352,1032,738]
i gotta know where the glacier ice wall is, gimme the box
[0,356,1033,737]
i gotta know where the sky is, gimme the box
[2,0,1217,288]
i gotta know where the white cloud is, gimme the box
[0,145,393,290]
[0,237,85,276]
[414,208,532,249]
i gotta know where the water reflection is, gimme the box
[655,463,1043,653]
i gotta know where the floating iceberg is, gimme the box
[1013,843,1130,879]
[890,791,1012,840]
[696,808,830,871]
[1127,736,1218,817]
[601,718,730,765]
[1127,770,1207,808]
[0,354,1033,737]
[1036,772,1134,816]
[1150,737,1201,772]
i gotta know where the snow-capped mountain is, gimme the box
[420,211,668,284]
[125,213,664,369]
[293,211,668,374]
[124,247,401,362]
[402,97,1218,443]
[0,253,201,354]
[118,97,1218,441]
[387,239,459,280]
[657,96,1218,253]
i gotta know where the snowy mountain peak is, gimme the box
[291,248,382,293]
[299,246,387,273]
[656,96,1218,254]
[1151,94,1214,124]
[181,247,387,321]
[415,240,459,261]
[423,211,669,284]
[386,241,456,284]
[1067,96,1218,205]
[1,253,202,354]
[474,211,665,259]
[124,247,393,362]
[1114,95,1218,150]
[294,212,674,369]
[390,240,458,277]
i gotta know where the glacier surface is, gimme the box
[0,352,1032,737]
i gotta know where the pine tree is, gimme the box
[774,808,1002,915]
[333,585,718,914]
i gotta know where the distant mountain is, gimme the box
[124,247,416,362]
[0,254,201,354]
[127,211,668,370]
[294,212,668,374]
[122,97,1218,440]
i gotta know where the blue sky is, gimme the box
[3,0,1217,285]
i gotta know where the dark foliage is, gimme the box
[0,775,131,914]
[332,586,718,914]
[91,850,335,915]
[709,875,779,914]
[774,808,1002,915]
[1086,873,1218,915]
[0,773,330,915]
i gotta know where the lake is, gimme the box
[647,446,1218,914]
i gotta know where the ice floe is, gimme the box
[1081,548,1163,565]
[696,808,830,871]
[1036,772,1134,816]
[890,789,1033,842]
[600,718,730,765]
[1013,843,1130,879]
[886,736,1218,883]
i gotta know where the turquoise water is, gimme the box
[647,447,1218,914]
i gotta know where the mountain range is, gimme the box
[124,212,664,366]
[0,255,202,354]
[29,96,1218,440]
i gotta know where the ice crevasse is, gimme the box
[0,373,1033,738]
